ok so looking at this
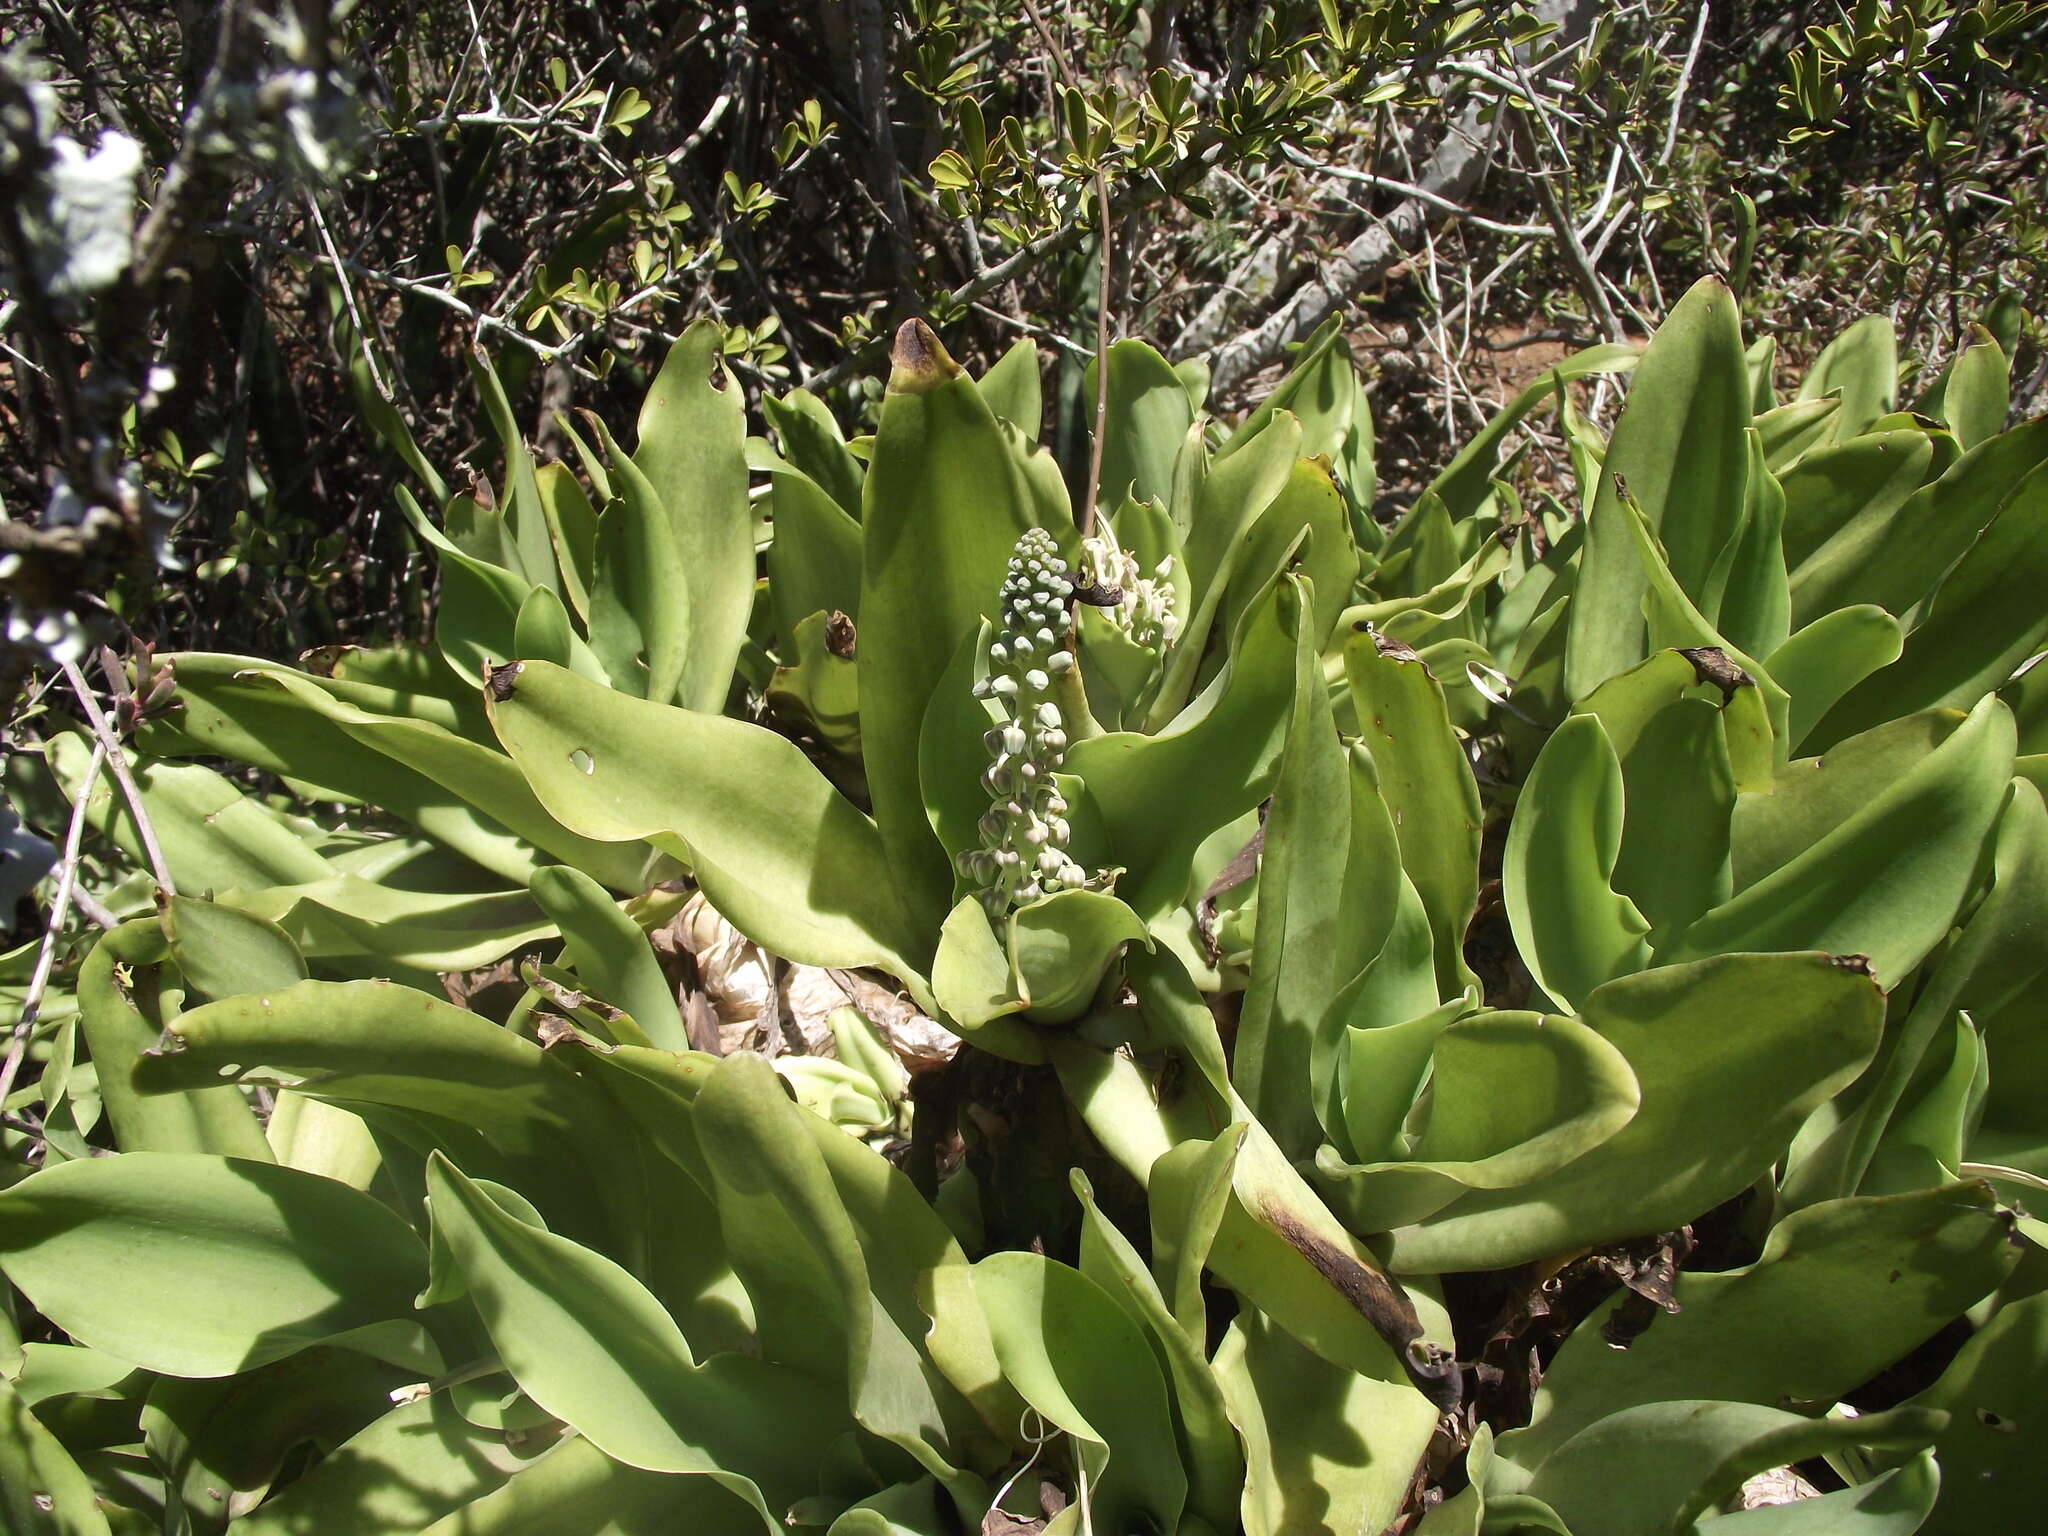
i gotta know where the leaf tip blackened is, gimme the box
[485,661,524,702]
[888,319,960,393]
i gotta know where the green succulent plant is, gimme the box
[5,281,2047,1535]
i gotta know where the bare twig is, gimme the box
[62,660,174,895]
[1658,3,1713,168]
[1278,144,1552,236]
[805,145,1221,392]
[304,189,392,401]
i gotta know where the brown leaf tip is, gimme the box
[485,660,524,702]
[1262,1204,1462,1412]
[1679,646,1751,701]
[888,319,960,391]
[1827,952,1877,976]
[825,610,858,659]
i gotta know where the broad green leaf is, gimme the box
[144,1346,412,1532]
[133,978,643,1254]
[1089,338,1196,510]
[471,347,558,590]
[823,1478,952,1536]
[425,1154,836,1522]
[1614,490,1793,757]
[765,465,862,653]
[1861,1012,1984,1195]
[1315,1010,1639,1233]
[1234,593,1353,1156]
[1780,430,1934,583]
[1690,1454,1937,1536]
[1067,577,1299,922]
[529,865,689,1051]
[693,1054,965,1487]
[7,1344,135,1408]
[860,323,1047,929]
[1766,606,1904,753]
[1936,324,2010,449]
[78,921,270,1159]
[1567,277,1752,698]
[1754,396,1843,471]
[1337,996,1470,1165]
[265,1090,381,1188]
[1811,463,2048,746]
[165,646,475,734]
[1008,890,1148,1023]
[417,1434,759,1534]
[973,1250,1188,1535]
[1146,1125,1245,1346]
[1308,743,1409,1104]
[1504,713,1652,1009]
[1497,1181,2018,1478]
[1957,782,2048,1171]
[1528,1402,1939,1536]
[1150,412,1302,725]
[155,660,645,890]
[929,896,1048,1061]
[1712,432,1790,659]
[1371,492,1465,601]
[1745,336,1777,413]
[1796,313,1898,439]
[1071,1168,1244,1529]
[1668,695,2014,982]
[1345,531,1511,647]
[230,875,553,973]
[228,1396,544,1536]
[47,734,333,895]
[1214,1309,1439,1536]
[1894,1290,2048,1530]
[768,609,863,754]
[512,582,581,672]
[788,1088,1022,1452]
[1048,1027,1444,1396]
[586,410,691,704]
[1324,867,1441,1047]
[0,1375,113,1536]
[348,344,449,505]
[1791,774,2048,1205]
[1219,320,1357,463]
[487,661,927,983]
[1382,954,1883,1272]
[396,486,544,689]
[157,900,345,1189]
[762,387,865,516]
[1611,697,1737,941]
[534,461,598,620]
[633,318,753,713]
[1794,415,2048,623]
[1728,710,1952,890]
[977,337,1043,440]
[1221,456,1358,650]
[1346,631,1485,1001]
[0,1153,427,1376]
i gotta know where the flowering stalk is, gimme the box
[957,528,1090,914]
[1078,526,1180,649]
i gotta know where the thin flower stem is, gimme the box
[0,739,107,1113]
[63,660,175,896]
[1018,0,1113,536]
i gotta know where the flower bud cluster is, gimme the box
[1080,528,1181,649]
[959,529,1088,914]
